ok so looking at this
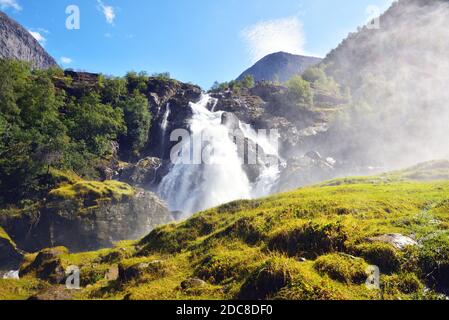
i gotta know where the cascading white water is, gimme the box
[158,94,280,217]
[161,103,171,134]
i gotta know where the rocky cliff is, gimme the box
[0,11,57,69]
[0,178,173,253]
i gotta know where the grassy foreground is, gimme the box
[2,161,449,300]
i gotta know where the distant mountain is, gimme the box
[0,11,57,69]
[237,52,322,83]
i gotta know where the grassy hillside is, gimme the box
[2,161,449,300]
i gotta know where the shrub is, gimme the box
[285,75,313,105]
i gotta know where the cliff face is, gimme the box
[0,11,57,69]
[0,185,173,253]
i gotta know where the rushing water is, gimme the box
[157,94,280,217]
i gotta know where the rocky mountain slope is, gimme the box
[237,52,322,83]
[320,0,449,167]
[0,11,57,69]
[2,161,449,300]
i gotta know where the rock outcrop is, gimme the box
[0,227,23,273]
[0,11,58,69]
[145,79,202,160]
[1,187,173,253]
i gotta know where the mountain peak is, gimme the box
[0,10,57,69]
[237,52,322,83]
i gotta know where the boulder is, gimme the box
[118,260,166,282]
[180,278,207,290]
[119,157,163,187]
[1,188,174,253]
[20,247,68,284]
[368,234,418,250]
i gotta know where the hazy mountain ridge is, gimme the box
[0,11,57,69]
[237,52,322,83]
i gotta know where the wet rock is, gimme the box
[368,234,418,250]
[0,227,23,273]
[221,112,241,131]
[276,156,335,192]
[120,157,163,187]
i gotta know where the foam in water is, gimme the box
[158,94,280,217]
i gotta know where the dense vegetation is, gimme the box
[2,161,449,300]
[0,59,159,207]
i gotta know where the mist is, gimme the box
[321,0,449,171]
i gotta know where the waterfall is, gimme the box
[157,94,280,217]
[160,103,171,157]
[161,103,171,134]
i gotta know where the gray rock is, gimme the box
[0,11,58,69]
[368,234,418,250]
[181,278,207,290]
[120,157,163,187]
[1,189,174,253]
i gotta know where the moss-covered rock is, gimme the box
[19,247,68,284]
[1,182,173,253]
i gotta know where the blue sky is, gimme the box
[1,0,393,88]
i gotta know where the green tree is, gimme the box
[285,75,313,106]
[101,77,127,105]
[64,93,126,156]
[241,75,255,89]
[126,71,148,94]
[118,92,151,157]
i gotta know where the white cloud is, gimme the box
[97,0,116,24]
[28,30,46,46]
[0,0,22,11]
[60,57,73,65]
[241,16,306,63]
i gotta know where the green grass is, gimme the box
[6,161,449,300]
[49,180,135,206]
[0,226,13,243]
